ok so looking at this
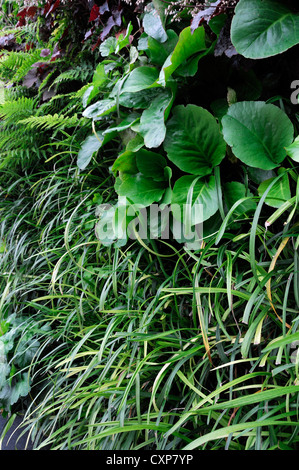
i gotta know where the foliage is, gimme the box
[0,0,299,452]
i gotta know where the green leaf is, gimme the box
[125,134,144,152]
[183,415,299,450]
[82,85,94,108]
[15,338,40,368]
[171,175,219,225]
[142,4,167,43]
[136,149,167,181]
[139,88,173,148]
[111,150,138,175]
[262,331,299,353]
[118,88,163,109]
[9,373,31,406]
[83,64,110,107]
[224,182,256,215]
[221,101,294,170]
[115,22,133,54]
[93,63,109,87]
[285,136,299,162]
[120,66,160,95]
[158,26,206,86]
[0,363,10,388]
[77,135,102,170]
[209,13,227,35]
[145,30,178,66]
[103,112,140,135]
[100,36,117,57]
[231,0,299,59]
[175,48,209,78]
[117,173,166,206]
[82,99,116,120]
[258,170,291,208]
[164,104,226,176]
[77,132,116,170]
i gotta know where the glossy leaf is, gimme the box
[285,136,299,162]
[142,5,167,43]
[139,88,173,148]
[103,112,140,135]
[158,26,206,86]
[77,132,116,170]
[117,173,166,206]
[231,0,299,59]
[77,135,102,170]
[164,104,226,176]
[120,66,160,95]
[136,149,167,181]
[118,88,163,109]
[111,151,138,175]
[100,37,117,57]
[258,171,291,208]
[142,30,178,66]
[223,182,256,216]
[171,175,219,225]
[82,99,116,120]
[222,101,294,170]
[115,22,133,53]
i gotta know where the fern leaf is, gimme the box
[50,64,94,90]
[18,113,81,131]
[0,97,36,124]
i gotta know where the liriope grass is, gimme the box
[0,116,298,450]
[5,185,298,450]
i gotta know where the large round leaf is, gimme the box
[120,66,159,95]
[171,175,219,225]
[223,182,256,215]
[231,0,299,59]
[258,171,291,208]
[164,104,226,176]
[221,101,294,170]
[117,173,166,207]
[139,88,173,148]
[82,99,116,120]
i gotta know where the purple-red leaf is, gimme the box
[112,7,122,27]
[84,29,94,40]
[26,6,38,18]
[17,8,27,19]
[99,1,110,15]
[40,48,51,57]
[100,15,116,41]
[0,34,15,48]
[191,1,221,33]
[89,5,99,21]
[22,69,40,88]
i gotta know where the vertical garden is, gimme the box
[0,0,299,450]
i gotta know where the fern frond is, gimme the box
[38,68,58,92]
[0,23,38,45]
[38,86,90,118]
[13,49,45,83]
[50,64,94,90]
[18,113,81,131]
[3,84,32,101]
[0,83,4,106]
[0,51,27,81]
[0,96,36,124]
[73,83,93,99]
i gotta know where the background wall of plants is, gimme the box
[0,0,299,450]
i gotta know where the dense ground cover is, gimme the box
[0,0,299,450]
